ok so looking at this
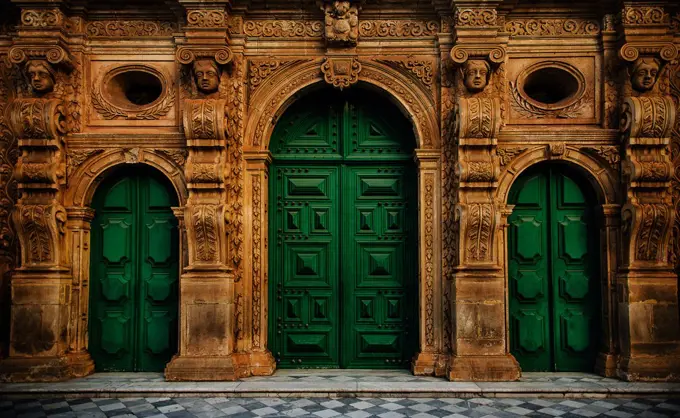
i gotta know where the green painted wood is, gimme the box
[508,166,600,372]
[269,90,417,368]
[89,168,179,372]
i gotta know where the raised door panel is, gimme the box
[271,166,339,367]
[508,172,551,371]
[343,166,415,368]
[138,175,179,372]
[270,99,342,161]
[90,177,136,371]
[550,171,598,371]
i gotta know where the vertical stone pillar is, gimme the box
[614,3,680,381]
[412,150,443,375]
[165,1,241,381]
[0,98,72,382]
[63,207,95,376]
[445,1,519,381]
[618,95,680,380]
[242,151,276,375]
[596,204,621,377]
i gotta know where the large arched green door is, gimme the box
[508,166,600,372]
[269,89,418,368]
[89,167,179,372]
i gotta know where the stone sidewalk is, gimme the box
[1,370,680,399]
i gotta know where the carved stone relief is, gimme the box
[322,1,359,46]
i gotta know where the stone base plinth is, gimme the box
[412,352,448,376]
[0,352,94,382]
[617,353,680,382]
[447,354,520,381]
[595,352,617,378]
[165,355,243,381]
[247,351,276,376]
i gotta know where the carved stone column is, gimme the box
[618,95,680,380]
[165,2,240,380]
[241,150,276,375]
[615,3,680,381]
[63,207,95,376]
[0,96,73,381]
[411,150,443,375]
[445,1,520,381]
[595,204,622,377]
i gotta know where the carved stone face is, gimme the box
[631,57,660,92]
[463,60,490,93]
[333,1,351,16]
[26,61,55,94]
[193,59,220,94]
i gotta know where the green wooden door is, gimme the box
[89,168,179,372]
[269,90,417,368]
[508,166,600,372]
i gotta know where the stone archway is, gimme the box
[497,149,620,377]
[243,59,443,375]
[61,149,187,374]
[87,164,180,372]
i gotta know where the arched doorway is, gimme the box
[268,88,418,368]
[508,164,601,372]
[89,166,179,372]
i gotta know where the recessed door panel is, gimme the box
[90,169,178,372]
[508,166,599,372]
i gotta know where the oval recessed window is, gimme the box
[106,70,163,107]
[522,67,580,106]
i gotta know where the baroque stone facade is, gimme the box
[0,0,678,382]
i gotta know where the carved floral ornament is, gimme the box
[20,9,65,27]
[621,6,669,25]
[186,9,228,28]
[620,96,675,140]
[91,64,175,120]
[505,18,601,36]
[454,8,498,27]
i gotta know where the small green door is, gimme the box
[269,90,417,368]
[89,168,179,372]
[508,166,600,372]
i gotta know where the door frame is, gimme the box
[506,163,601,372]
[497,154,620,377]
[87,165,181,372]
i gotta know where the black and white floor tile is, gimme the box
[1,397,680,418]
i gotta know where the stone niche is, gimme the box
[87,58,177,132]
[506,56,599,125]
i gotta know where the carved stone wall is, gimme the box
[0,0,678,383]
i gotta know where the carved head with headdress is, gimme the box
[25,59,57,96]
[192,59,221,95]
[631,57,661,92]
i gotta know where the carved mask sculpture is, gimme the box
[193,59,221,95]
[631,57,660,92]
[26,60,56,96]
[324,0,359,44]
[463,60,490,93]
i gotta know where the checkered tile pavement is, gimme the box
[1,397,679,418]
